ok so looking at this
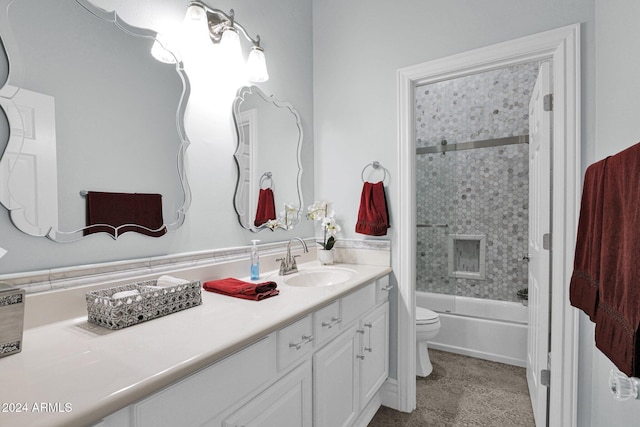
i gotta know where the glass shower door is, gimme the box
[416,147,457,311]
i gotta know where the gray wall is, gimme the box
[313,0,596,421]
[0,0,314,274]
[582,0,640,425]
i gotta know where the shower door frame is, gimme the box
[395,24,580,427]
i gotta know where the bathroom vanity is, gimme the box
[0,260,391,427]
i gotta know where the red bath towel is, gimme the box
[592,143,640,376]
[203,278,279,301]
[254,188,276,227]
[85,191,167,238]
[356,181,390,236]
[569,158,608,321]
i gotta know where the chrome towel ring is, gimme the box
[260,172,273,189]
[361,161,388,183]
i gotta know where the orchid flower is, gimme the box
[306,201,340,250]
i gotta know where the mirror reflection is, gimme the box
[0,0,190,242]
[232,86,303,232]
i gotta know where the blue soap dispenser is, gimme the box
[250,240,260,280]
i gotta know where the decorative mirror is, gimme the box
[0,0,190,242]
[232,86,303,232]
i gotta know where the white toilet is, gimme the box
[416,306,441,377]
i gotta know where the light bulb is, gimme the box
[220,27,244,71]
[185,4,206,23]
[247,46,269,82]
[183,4,209,41]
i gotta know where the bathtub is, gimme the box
[416,291,528,367]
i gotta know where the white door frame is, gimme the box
[395,24,580,427]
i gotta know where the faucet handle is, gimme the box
[290,255,300,268]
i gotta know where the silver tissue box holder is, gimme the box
[0,282,25,358]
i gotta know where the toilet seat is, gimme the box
[416,307,439,325]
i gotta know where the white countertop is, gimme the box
[0,262,391,427]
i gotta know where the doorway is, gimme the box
[394,25,580,427]
[413,59,549,424]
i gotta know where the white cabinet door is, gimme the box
[223,361,312,427]
[359,302,389,408]
[313,326,360,427]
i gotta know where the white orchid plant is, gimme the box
[307,201,341,250]
[265,203,299,231]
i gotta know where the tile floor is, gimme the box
[369,349,536,426]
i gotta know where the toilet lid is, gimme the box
[416,307,439,324]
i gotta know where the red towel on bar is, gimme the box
[592,143,640,376]
[85,191,167,238]
[569,158,608,321]
[355,181,390,236]
[254,188,276,227]
[203,278,279,301]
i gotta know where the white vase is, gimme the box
[317,248,334,265]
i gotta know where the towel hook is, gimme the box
[361,161,388,183]
[260,172,273,189]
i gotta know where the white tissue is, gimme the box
[0,246,6,260]
[156,275,190,287]
[112,290,140,299]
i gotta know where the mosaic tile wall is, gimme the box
[415,62,538,302]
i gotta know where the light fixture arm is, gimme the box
[188,1,262,47]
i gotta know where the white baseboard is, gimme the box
[379,378,401,411]
[353,393,382,427]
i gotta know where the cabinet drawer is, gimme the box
[277,315,314,371]
[341,282,376,326]
[313,300,341,346]
[134,335,276,427]
[375,275,393,303]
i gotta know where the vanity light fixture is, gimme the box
[187,1,269,83]
[150,34,178,64]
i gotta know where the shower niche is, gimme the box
[448,234,486,280]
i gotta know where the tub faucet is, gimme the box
[278,237,309,275]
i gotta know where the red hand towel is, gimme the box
[355,181,390,236]
[254,188,276,227]
[203,278,279,301]
[569,158,608,321]
[85,191,167,238]
[592,143,640,376]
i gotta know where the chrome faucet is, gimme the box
[278,237,309,275]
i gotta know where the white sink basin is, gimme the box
[284,267,357,287]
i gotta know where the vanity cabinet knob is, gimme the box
[289,342,302,350]
[356,355,365,360]
[357,329,365,335]
[322,317,342,328]
[289,335,313,350]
